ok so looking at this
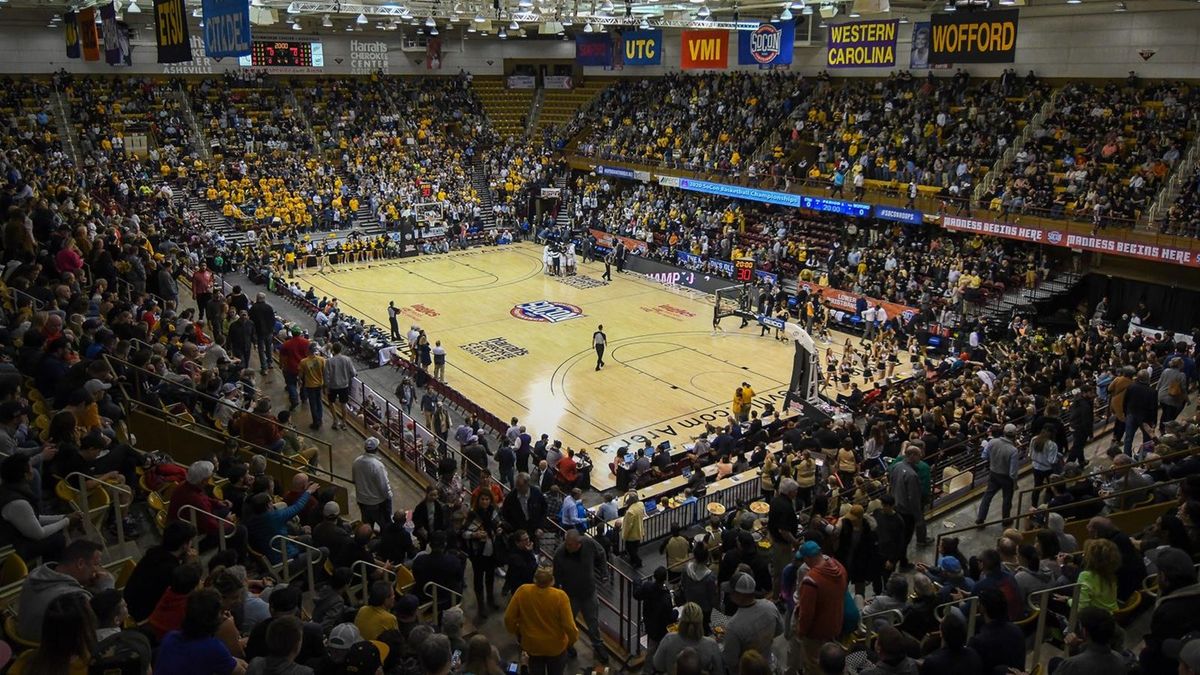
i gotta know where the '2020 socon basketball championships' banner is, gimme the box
[929,8,1018,64]
[826,19,897,68]
[680,30,728,70]
[737,21,793,67]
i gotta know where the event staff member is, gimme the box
[593,325,607,371]
[387,302,400,341]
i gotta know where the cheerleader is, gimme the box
[842,338,853,362]
[838,359,853,389]
[886,347,900,379]
[907,335,920,365]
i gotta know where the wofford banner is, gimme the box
[929,8,1018,64]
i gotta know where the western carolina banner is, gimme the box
[100,2,121,65]
[64,11,81,59]
[929,8,1018,64]
[621,29,661,66]
[680,29,728,70]
[153,0,191,63]
[575,33,613,66]
[738,21,794,67]
[201,0,252,58]
[79,8,101,61]
[826,19,897,68]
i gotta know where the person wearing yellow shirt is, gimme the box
[354,580,400,640]
[504,565,579,672]
[298,343,326,429]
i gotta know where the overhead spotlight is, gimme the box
[561,15,572,25]
[942,2,955,10]
[474,11,485,21]
[467,23,476,30]
[356,12,368,22]
[292,20,302,28]
[430,24,439,33]
[696,4,710,17]
[1066,0,1081,3]
[599,0,613,12]
[499,25,507,36]
[509,18,519,28]
[779,6,791,19]
[126,0,141,13]
[801,4,811,14]
[638,16,648,28]
[322,13,332,25]
[518,0,532,7]
[286,2,299,13]
[345,23,354,30]
[198,19,204,26]
[849,10,859,16]
[425,15,435,25]
[192,8,202,16]
[583,21,593,31]
[898,15,908,22]
[1114,0,1126,9]
[790,0,804,7]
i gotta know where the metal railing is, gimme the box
[351,560,397,604]
[1012,445,1194,515]
[176,504,239,551]
[1028,583,1082,671]
[63,471,133,549]
[934,594,980,635]
[423,580,464,626]
[270,534,324,591]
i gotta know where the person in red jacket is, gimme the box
[790,540,848,675]
[278,326,311,410]
[166,461,245,553]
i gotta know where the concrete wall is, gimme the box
[0,6,1198,79]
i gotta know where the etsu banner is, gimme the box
[826,19,897,68]
[621,29,661,66]
[680,29,728,69]
[154,0,191,63]
[201,0,252,58]
[64,11,81,59]
[576,33,613,66]
[738,21,794,67]
[79,8,101,61]
[930,8,1018,64]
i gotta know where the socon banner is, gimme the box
[738,21,794,67]
[826,19,897,68]
[201,0,252,58]
[680,29,728,69]
[621,29,661,66]
[929,8,1018,64]
[65,11,81,59]
[154,0,191,63]
[575,33,613,66]
[79,8,101,61]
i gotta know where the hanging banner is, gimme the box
[426,36,442,70]
[116,20,132,65]
[929,8,1018,64]
[544,75,573,89]
[153,0,191,63]
[79,8,101,61]
[201,0,252,58]
[100,2,121,65]
[738,21,794,67]
[680,29,728,69]
[621,29,662,66]
[65,11,81,59]
[826,19,897,68]
[576,33,613,66]
[873,204,923,225]
[796,282,920,325]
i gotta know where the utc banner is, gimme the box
[826,19,897,68]
[575,33,613,66]
[929,8,1018,64]
[201,0,252,58]
[680,29,728,70]
[153,0,191,63]
[620,29,661,66]
[64,11,81,59]
[79,8,101,61]
[737,21,794,67]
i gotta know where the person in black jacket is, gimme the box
[123,520,197,622]
[248,293,277,375]
[226,310,254,367]
[500,473,547,535]
[634,566,674,674]
[921,612,983,675]
[412,485,448,546]
[1140,547,1200,675]
[503,529,539,595]
[1123,369,1158,455]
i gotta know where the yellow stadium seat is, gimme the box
[4,614,37,650]
[0,553,27,587]
[394,564,415,595]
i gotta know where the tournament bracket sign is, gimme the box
[734,258,756,283]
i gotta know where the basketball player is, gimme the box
[593,324,607,371]
[387,301,401,341]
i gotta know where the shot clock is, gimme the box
[734,258,756,283]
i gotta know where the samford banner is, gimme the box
[621,29,662,66]
[738,21,794,67]
[201,0,252,58]
[929,8,1018,64]
[79,8,101,61]
[64,11,81,59]
[680,29,728,69]
[575,33,613,66]
[154,0,191,63]
[826,19,897,68]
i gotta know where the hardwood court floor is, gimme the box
[297,242,908,491]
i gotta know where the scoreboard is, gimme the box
[734,258,756,283]
[239,40,324,67]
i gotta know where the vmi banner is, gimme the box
[621,29,661,66]
[680,29,728,70]
[201,0,252,58]
[575,33,613,66]
[154,0,192,63]
[738,21,794,67]
[826,19,897,68]
[930,8,1018,64]
[64,11,81,59]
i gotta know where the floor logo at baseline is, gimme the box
[511,300,584,323]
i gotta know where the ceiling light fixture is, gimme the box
[126,1,141,13]
[779,6,791,20]
[430,25,438,33]
[943,2,955,10]
[801,4,811,14]
[286,2,299,13]
[1114,1,1126,9]
[356,12,368,23]
[192,8,202,16]
[696,4,710,17]
[583,21,593,31]
[292,20,302,28]
[599,0,613,12]
[1066,0,1081,4]
[322,14,331,25]
[467,23,476,30]
[499,26,507,36]
[425,15,435,25]
[638,16,648,28]
[509,18,519,28]
[474,11,485,21]
[898,15,908,23]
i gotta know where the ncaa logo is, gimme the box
[511,301,583,323]
[1047,230,1064,245]
[749,24,782,64]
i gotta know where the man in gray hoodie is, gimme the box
[553,529,609,665]
[17,538,113,641]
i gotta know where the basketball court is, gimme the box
[295,242,911,491]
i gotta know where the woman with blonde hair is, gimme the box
[1073,538,1121,612]
[652,602,722,675]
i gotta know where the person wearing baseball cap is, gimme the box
[789,539,848,675]
[352,437,392,530]
[343,640,387,675]
[1141,547,1200,674]
[722,571,783,674]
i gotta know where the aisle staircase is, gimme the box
[50,90,81,166]
[1147,118,1200,227]
[173,87,211,162]
[552,173,571,229]
[533,78,614,138]
[334,170,386,237]
[286,88,321,151]
[975,269,1082,325]
[471,162,496,228]
[472,76,534,140]
[973,91,1060,202]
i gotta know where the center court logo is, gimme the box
[511,301,583,323]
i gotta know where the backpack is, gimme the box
[90,631,152,675]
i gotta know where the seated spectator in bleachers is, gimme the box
[16,538,112,642]
[0,452,79,563]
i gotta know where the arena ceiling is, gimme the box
[1,0,1197,38]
